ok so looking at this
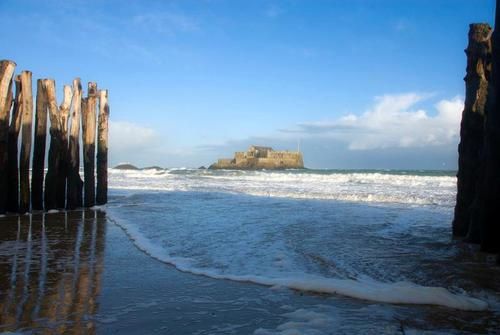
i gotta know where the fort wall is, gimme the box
[210,146,304,170]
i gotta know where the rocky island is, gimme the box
[209,145,304,170]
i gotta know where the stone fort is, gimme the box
[209,145,304,170]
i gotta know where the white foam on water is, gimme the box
[254,304,442,335]
[109,215,488,311]
[90,205,107,212]
[105,168,496,315]
[254,308,339,335]
[108,168,456,206]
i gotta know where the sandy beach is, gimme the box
[0,208,498,334]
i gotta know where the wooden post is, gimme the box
[57,85,73,208]
[31,79,48,210]
[60,85,72,137]
[7,76,22,212]
[19,71,33,214]
[477,2,500,253]
[96,89,109,205]
[82,82,97,208]
[0,60,16,214]
[453,24,491,237]
[44,79,62,210]
[67,78,83,209]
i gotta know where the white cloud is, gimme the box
[109,121,161,165]
[109,121,158,149]
[287,93,463,150]
[108,121,208,167]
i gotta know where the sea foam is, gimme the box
[106,169,490,312]
[109,168,456,206]
[108,214,487,311]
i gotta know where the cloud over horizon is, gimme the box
[108,93,463,169]
[109,121,161,165]
[197,93,463,169]
[283,93,463,151]
[108,121,215,168]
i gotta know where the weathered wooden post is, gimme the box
[57,85,73,208]
[96,89,109,205]
[7,76,22,212]
[0,60,16,214]
[82,82,97,207]
[477,1,500,253]
[19,71,33,214]
[44,79,62,210]
[67,78,83,209]
[0,60,110,213]
[453,24,491,237]
[31,79,48,210]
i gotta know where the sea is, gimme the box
[106,168,500,333]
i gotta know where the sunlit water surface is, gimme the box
[1,168,499,334]
[107,169,500,327]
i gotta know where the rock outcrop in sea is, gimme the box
[113,163,140,170]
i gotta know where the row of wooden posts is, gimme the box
[0,60,109,214]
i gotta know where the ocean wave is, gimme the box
[108,168,456,206]
[108,213,487,311]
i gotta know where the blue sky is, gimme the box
[0,0,495,169]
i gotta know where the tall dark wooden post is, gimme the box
[44,80,73,210]
[57,85,73,208]
[477,0,500,253]
[83,82,97,208]
[453,24,492,237]
[44,79,62,210]
[31,79,48,210]
[7,76,22,212]
[0,60,16,214]
[96,89,109,205]
[67,78,83,209]
[19,71,33,214]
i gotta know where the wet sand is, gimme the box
[0,210,498,334]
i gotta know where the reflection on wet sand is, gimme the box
[0,210,106,334]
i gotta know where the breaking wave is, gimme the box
[109,168,456,206]
[108,214,487,311]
